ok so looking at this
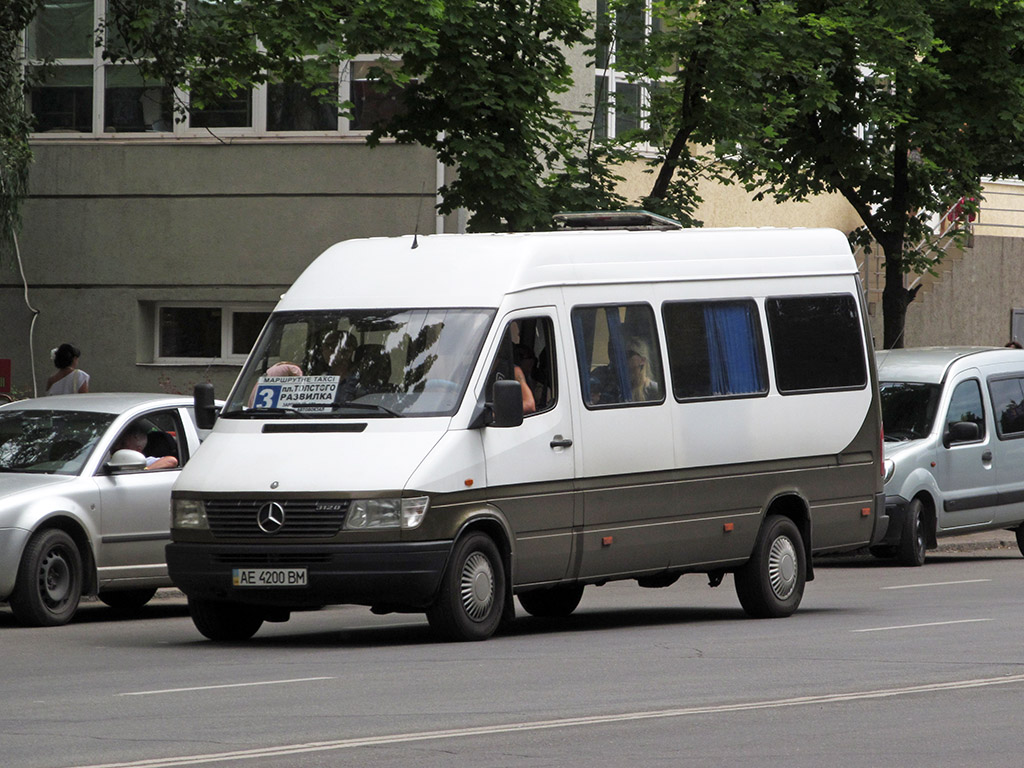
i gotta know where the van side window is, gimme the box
[571,304,664,407]
[486,317,558,415]
[987,376,1024,437]
[662,300,767,400]
[946,379,985,439]
[766,294,867,393]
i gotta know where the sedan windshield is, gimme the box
[0,410,116,474]
[879,381,942,442]
[224,308,496,418]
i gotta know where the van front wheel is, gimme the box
[734,515,805,619]
[427,532,505,641]
[188,598,264,641]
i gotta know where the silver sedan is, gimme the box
[0,393,210,626]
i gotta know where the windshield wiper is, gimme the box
[224,407,316,419]
[330,402,401,417]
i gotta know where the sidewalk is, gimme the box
[935,528,1021,553]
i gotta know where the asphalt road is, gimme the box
[2,540,1023,768]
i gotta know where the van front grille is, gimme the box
[204,499,349,539]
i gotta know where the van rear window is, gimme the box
[766,294,867,393]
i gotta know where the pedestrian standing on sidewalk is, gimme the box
[46,343,90,395]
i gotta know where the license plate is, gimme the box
[232,568,307,587]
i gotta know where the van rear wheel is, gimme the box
[188,598,264,641]
[734,514,805,618]
[427,532,505,641]
[897,498,927,567]
[1016,525,1024,557]
[518,585,584,618]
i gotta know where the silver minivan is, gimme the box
[876,346,1024,565]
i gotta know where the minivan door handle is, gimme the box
[982,451,993,462]
[550,435,573,449]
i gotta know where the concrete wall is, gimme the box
[904,235,1024,348]
[0,140,439,397]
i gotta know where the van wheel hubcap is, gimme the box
[768,536,798,600]
[459,552,494,621]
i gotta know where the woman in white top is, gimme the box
[46,343,90,395]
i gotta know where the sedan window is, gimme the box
[0,410,116,475]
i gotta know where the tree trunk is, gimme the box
[881,246,912,349]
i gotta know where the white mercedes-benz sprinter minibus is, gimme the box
[168,226,884,642]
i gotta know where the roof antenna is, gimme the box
[411,181,427,250]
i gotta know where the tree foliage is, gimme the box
[0,0,42,264]
[628,0,1024,348]
[104,0,628,231]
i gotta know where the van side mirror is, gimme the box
[943,420,980,448]
[194,382,219,430]
[491,379,524,428]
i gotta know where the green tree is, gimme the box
[104,0,628,232]
[630,0,1024,348]
[0,0,42,263]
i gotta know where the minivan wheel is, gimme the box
[188,598,264,641]
[518,585,585,618]
[734,514,805,619]
[1015,525,1024,557]
[99,588,158,613]
[897,498,927,567]
[9,528,83,627]
[427,532,505,641]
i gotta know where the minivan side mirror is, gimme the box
[490,379,524,428]
[943,420,980,448]
[194,382,219,430]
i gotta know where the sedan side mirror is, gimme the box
[106,449,148,473]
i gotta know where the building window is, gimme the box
[766,294,867,393]
[156,304,271,363]
[23,1,406,138]
[594,0,656,143]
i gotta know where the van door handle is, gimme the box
[550,435,573,449]
[982,451,993,462]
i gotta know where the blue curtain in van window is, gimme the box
[572,312,593,403]
[605,311,632,402]
[705,304,763,395]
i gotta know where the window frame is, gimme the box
[153,301,272,365]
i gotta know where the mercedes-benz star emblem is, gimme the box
[256,502,285,534]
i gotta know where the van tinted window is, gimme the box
[988,376,1024,437]
[766,294,867,393]
[662,300,767,400]
[571,304,664,407]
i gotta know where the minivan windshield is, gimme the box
[223,308,496,418]
[0,410,115,475]
[879,381,942,442]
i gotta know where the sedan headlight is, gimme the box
[171,498,209,530]
[344,496,429,530]
[883,459,895,485]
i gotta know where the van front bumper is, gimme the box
[166,540,452,611]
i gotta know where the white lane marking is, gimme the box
[74,673,1024,768]
[882,579,991,590]
[119,677,334,697]
[852,618,993,633]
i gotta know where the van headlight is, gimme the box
[171,498,209,530]
[344,496,429,530]
[883,459,895,485]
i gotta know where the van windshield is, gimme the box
[223,308,495,418]
[879,381,942,442]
